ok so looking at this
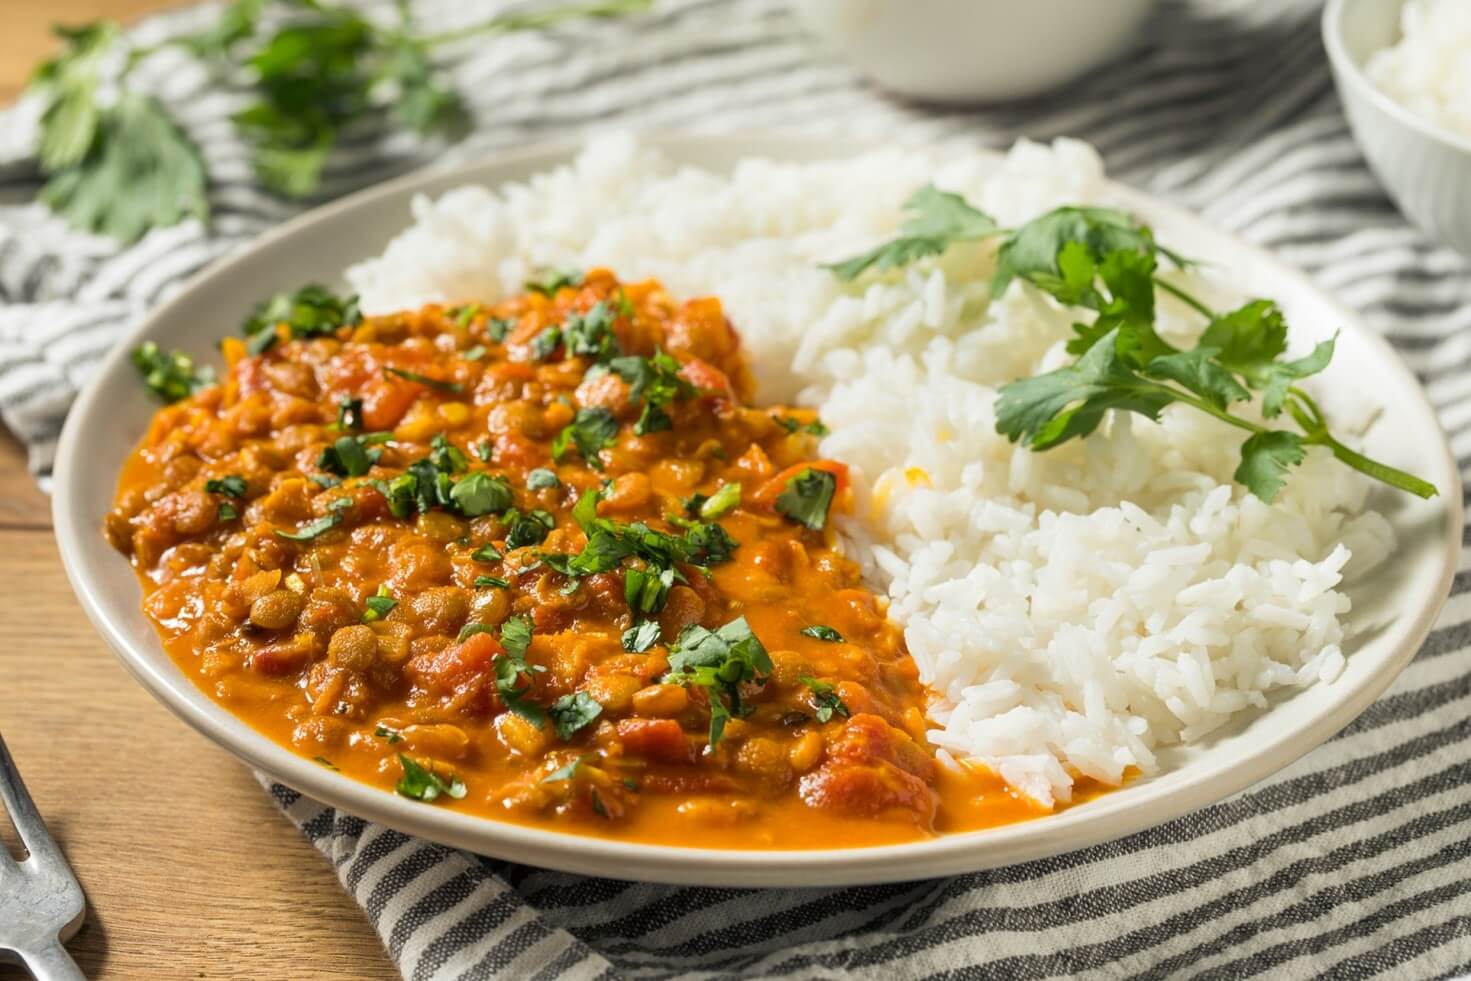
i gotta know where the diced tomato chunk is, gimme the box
[408,632,503,692]
[616,718,695,764]
[751,460,850,509]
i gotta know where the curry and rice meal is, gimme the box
[105,138,1434,847]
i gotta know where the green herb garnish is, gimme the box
[607,351,696,435]
[243,284,360,339]
[561,302,622,361]
[549,692,603,740]
[362,585,397,622]
[551,407,619,469]
[526,268,583,296]
[471,543,503,563]
[449,472,514,517]
[384,366,463,393]
[774,468,837,531]
[132,341,215,403]
[800,625,844,643]
[473,576,509,589]
[527,468,561,491]
[504,509,555,549]
[274,496,351,541]
[825,184,998,281]
[205,474,247,498]
[622,620,661,653]
[395,754,466,802]
[799,676,850,723]
[374,724,403,744]
[318,432,391,477]
[664,617,772,747]
[335,396,365,430]
[697,482,741,520]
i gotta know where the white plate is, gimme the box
[52,134,1462,887]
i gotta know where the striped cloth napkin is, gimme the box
[5,0,1471,977]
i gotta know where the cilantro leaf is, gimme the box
[826,184,998,281]
[548,692,603,740]
[243,284,361,339]
[1258,338,1336,418]
[664,616,772,747]
[552,407,619,468]
[774,468,837,531]
[800,625,844,643]
[1144,347,1251,410]
[562,302,622,360]
[622,620,661,653]
[318,433,388,477]
[993,206,1173,299]
[505,509,555,549]
[499,615,534,659]
[132,341,215,402]
[204,475,248,498]
[608,351,696,435]
[526,268,583,296]
[697,482,741,519]
[472,543,503,563]
[527,468,561,491]
[395,754,466,802]
[1234,430,1307,503]
[625,564,675,614]
[449,472,514,517]
[362,585,397,622]
[384,366,463,393]
[799,676,851,723]
[274,497,351,541]
[41,92,208,243]
[994,328,1174,451]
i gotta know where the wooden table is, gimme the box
[2,4,397,979]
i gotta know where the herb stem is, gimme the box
[1153,277,1216,320]
[415,0,651,47]
[1161,386,1266,436]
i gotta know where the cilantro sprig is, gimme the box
[663,617,773,748]
[26,1,652,240]
[827,189,1435,503]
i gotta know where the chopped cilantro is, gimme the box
[549,691,603,740]
[529,326,563,361]
[452,303,480,328]
[697,482,741,520]
[473,575,509,589]
[664,616,772,747]
[825,184,998,281]
[275,496,351,541]
[525,268,582,296]
[374,724,403,744]
[362,585,397,622]
[499,615,533,659]
[799,676,850,723]
[395,754,466,802]
[384,365,463,393]
[318,432,389,477]
[551,407,619,469]
[486,317,515,342]
[429,433,469,473]
[471,543,502,563]
[449,472,514,517]
[776,415,829,437]
[774,468,837,531]
[541,756,588,783]
[132,341,215,403]
[463,345,487,361]
[335,395,364,430]
[243,284,360,339]
[505,509,555,549]
[625,564,675,615]
[313,755,340,770]
[218,502,239,522]
[622,620,661,653]
[801,625,844,643]
[205,474,247,498]
[607,351,696,435]
[527,468,560,491]
[561,302,621,361]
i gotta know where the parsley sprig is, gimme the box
[827,190,1435,503]
[26,0,652,241]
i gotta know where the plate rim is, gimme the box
[51,132,1465,887]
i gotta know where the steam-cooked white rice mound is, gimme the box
[348,135,1392,807]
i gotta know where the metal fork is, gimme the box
[0,735,86,981]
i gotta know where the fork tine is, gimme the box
[0,734,64,867]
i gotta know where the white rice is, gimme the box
[1367,0,1471,139]
[348,135,1391,808]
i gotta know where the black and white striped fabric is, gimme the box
[6,0,1471,976]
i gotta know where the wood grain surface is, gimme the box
[2,4,398,979]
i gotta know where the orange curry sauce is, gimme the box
[106,270,1049,848]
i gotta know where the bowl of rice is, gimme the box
[1324,0,1471,255]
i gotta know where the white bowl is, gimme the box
[793,0,1155,104]
[1324,0,1471,255]
[52,134,1461,887]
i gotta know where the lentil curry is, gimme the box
[107,270,1051,848]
